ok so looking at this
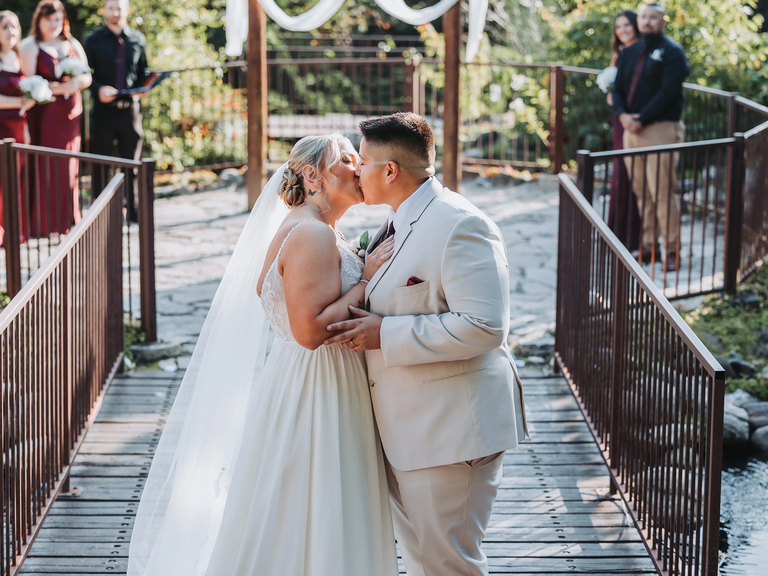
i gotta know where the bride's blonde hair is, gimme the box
[279,134,347,208]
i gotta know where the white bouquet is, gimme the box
[55,57,90,99]
[18,75,54,111]
[596,66,617,94]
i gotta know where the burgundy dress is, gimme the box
[607,112,642,253]
[26,45,82,237]
[0,69,28,244]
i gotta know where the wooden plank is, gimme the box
[34,528,132,543]
[73,454,155,466]
[502,464,608,477]
[17,558,127,573]
[484,526,642,543]
[503,453,604,465]
[70,466,150,477]
[489,514,632,528]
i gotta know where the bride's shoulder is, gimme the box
[279,219,337,254]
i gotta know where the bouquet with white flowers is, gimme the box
[350,231,372,259]
[596,66,617,94]
[55,57,90,99]
[17,75,54,113]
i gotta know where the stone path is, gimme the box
[148,173,560,374]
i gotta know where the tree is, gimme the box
[544,0,768,102]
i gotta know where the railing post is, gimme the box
[0,139,22,297]
[609,256,627,495]
[138,159,158,343]
[724,134,745,294]
[703,373,725,576]
[61,253,72,493]
[576,150,595,204]
[727,92,740,137]
[246,0,268,210]
[549,65,565,174]
[442,3,462,192]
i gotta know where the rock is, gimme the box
[130,340,185,364]
[751,426,768,449]
[158,358,178,372]
[753,340,768,359]
[725,389,759,408]
[741,401,768,430]
[714,354,739,379]
[728,351,757,377]
[515,332,555,357]
[723,404,750,444]
[758,331,768,343]
[732,291,761,310]
[698,332,725,354]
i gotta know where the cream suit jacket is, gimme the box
[364,178,528,472]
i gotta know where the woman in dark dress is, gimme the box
[0,10,35,244]
[607,10,642,253]
[20,0,91,237]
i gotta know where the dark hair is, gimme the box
[359,112,435,167]
[30,0,71,42]
[612,10,639,55]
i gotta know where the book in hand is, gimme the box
[119,71,171,95]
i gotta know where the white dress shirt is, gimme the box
[388,177,433,239]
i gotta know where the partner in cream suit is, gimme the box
[366,177,528,575]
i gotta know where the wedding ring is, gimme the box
[350,339,356,347]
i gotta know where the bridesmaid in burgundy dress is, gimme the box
[20,0,91,237]
[607,10,642,254]
[0,11,35,245]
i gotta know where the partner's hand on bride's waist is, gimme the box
[324,306,382,351]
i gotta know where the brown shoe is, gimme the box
[639,246,663,262]
[664,253,677,272]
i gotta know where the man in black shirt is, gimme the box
[84,0,151,219]
[612,3,690,270]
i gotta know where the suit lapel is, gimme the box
[365,179,442,302]
[367,221,389,256]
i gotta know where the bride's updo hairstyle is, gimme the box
[279,134,346,208]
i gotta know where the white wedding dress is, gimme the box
[203,221,398,575]
[127,165,397,576]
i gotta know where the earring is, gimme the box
[309,183,322,197]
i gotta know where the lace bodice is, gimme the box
[261,221,364,343]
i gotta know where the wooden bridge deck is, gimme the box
[18,370,658,575]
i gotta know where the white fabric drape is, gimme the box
[226,0,489,62]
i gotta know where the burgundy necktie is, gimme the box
[627,43,648,108]
[115,35,126,91]
[386,221,395,240]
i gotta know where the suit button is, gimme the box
[369,380,375,387]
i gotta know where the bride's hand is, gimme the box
[362,236,395,282]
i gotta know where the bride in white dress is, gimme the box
[127,135,399,576]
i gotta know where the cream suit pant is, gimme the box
[623,120,685,252]
[385,451,505,576]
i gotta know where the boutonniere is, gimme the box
[650,48,664,62]
[350,231,371,259]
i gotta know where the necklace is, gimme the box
[300,202,346,241]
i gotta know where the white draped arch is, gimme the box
[226,0,489,62]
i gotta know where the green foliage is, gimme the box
[683,265,768,401]
[544,0,768,103]
[123,316,145,364]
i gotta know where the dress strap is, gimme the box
[275,220,313,261]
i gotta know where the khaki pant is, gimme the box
[623,121,685,252]
[385,451,505,576]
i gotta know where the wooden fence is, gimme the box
[1,175,125,576]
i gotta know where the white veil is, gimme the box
[127,164,290,575]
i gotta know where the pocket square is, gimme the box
[406,276,424,286]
